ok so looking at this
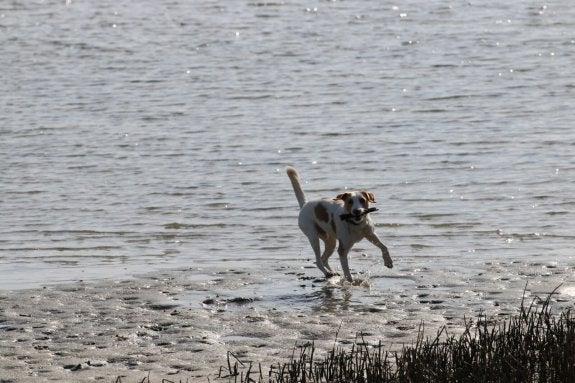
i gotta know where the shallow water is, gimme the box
[1,0,574,291]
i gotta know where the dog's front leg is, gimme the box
[366,233,393,268]
[337,241,354,282]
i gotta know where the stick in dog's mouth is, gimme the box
[339,207,379,221]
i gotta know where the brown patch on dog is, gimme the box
[335,193,353,213]
[359,197,368,209]
[314,203,329,223]
[361,191,376,203]
[335,192,352,202]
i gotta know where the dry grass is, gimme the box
[215,288,575,383]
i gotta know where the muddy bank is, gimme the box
[1,261,573,382]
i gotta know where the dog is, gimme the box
[286,166,393,282]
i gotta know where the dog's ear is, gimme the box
[361,191,376,203]
[335,192,352,201]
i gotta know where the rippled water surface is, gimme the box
[1,0,574,289]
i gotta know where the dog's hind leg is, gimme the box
[321,237,337,275]
[306,234,334,278]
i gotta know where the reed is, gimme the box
[216,289,575,383]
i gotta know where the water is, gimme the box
[1,0,574,290]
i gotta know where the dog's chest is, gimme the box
[341,220,370,239]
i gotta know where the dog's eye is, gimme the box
[347,200,353,205]
[359,198,366,204]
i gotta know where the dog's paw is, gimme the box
[384,258,393,269]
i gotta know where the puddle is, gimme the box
[177,269,418,314]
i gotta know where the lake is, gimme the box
[1,0,574,290]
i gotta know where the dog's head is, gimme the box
[336,191,376,223]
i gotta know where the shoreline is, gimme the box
[1,261,573,382]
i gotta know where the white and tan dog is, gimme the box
[286,166,393,282]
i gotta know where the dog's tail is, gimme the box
[286,166,307,209]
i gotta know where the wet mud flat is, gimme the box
[0,260,573,382]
